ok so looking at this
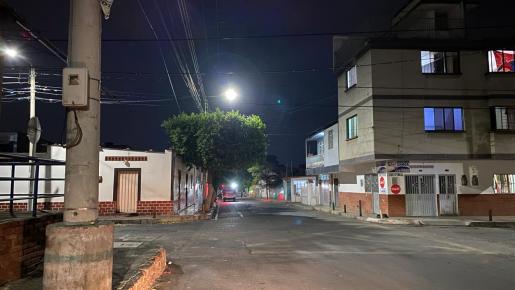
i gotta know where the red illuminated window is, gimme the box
[488,50,515,73]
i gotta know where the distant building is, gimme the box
[0,145,208,216]
[304,121,339,207]
[333,0,515,217]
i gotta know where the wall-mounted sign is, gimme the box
[319,174,329,181]
[378,174,387,194]
[105,156,148,162]
[391,184,401,194]
[376,161,410,173]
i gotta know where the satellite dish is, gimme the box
[27,116,41,144]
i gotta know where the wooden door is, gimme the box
[115,169,140,213]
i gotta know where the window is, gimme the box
[424,107,464,131]
[318,140,324,155]
[346,115,358,139]
[346,66,357,89]
[421,51,460,74]
[493,174,515,193]
[306,140,318,157]
[493,107,515,130]
[488,50,514,72]
[327,129,334,149]
[434,12,448,31]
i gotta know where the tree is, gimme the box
[162,109,267,185]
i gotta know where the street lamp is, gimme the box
[223,87,238,102]
[230,182,238,190]
[3,47,19,58]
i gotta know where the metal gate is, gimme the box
[405,175,437,216]
[115,169,140,213]
[439,175,458,215]
[372,192,380,215]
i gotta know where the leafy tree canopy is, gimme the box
[162,110,268,177]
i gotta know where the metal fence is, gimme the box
[0,153,65,217]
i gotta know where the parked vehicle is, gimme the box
[222,189,237,202]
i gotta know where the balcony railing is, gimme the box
[306,154,324,169]
[0,153,65,217]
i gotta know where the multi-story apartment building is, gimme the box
[334,0,515,217]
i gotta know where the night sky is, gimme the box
[1,0,407,166]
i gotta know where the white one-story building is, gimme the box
[0,145,208,216]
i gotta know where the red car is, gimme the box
[222,189,237,202]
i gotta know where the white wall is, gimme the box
[323,123,339,167]
[1,146,207,211]
[98,148,172,202]
[338,50,375,162]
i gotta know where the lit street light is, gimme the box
[223,88,238,102]
[3,47,19,58]
[230,182,238,190]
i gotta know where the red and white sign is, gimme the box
[391,184,401,194]
[379,176,385,188]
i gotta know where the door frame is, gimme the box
[113,168,142,202]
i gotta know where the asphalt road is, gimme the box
[115,199,515,290]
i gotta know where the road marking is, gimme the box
[238,211,244,218]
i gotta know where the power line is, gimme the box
[35,24,515,42]
[1,51,499,78]
[137,0,182,112]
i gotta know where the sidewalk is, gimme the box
[295,203,515,227]
[1,242,167,290]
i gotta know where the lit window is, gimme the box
[493,107,515,130]
[488,50,515,72]
[346,115,358,139]
[424,107,464,131]
[328,130,334,149]
[493,174,515,193]
[421,51,460,74]
[346,66,357,89]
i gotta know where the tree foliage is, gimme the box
[162,110,267,175]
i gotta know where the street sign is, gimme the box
[27,116,41,144]
[100,0,114,20]
[379,176,385,188]
[391,184,401,194]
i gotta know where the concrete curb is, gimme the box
[357,216,419,225]
[294,204,515,227]
[116,247,167,290]
[101,213,212,225]
[467,221,515,228]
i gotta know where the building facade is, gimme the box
[305,122,340,207]
[0,145,208,216]
[334,0,515,217]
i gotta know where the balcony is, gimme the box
[306,154,324,169]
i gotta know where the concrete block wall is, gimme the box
[0,213,62,285]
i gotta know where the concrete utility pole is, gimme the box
[27,67,36,212]
[43,1,113,289]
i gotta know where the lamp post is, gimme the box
[2,47,39,211]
